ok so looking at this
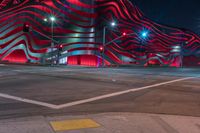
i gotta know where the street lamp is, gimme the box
[50,16,55,22]
[140,30,149,40]
[43,18,48,22]
[102,21,116,67]
[44,16,56,66]
[111,22,116,27]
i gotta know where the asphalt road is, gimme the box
[0,64,199,119]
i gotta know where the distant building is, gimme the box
[0,0,200,67]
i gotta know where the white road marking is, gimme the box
[0,77,196,109]
[56,77,195,109]
[13,70,22,72]
[54,69,74,72]
[0,93,58,109]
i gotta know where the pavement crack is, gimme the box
[196,124,200,130]
[151,116,179,133]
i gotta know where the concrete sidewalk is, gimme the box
[0,113,199,133]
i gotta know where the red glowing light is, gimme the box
[99,46,104,52]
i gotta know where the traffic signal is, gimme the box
[99,46,104,53]
[58,45,63,51]
[122,32,126,36]
[23,23,30,32]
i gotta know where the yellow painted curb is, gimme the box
[50,119,100,131]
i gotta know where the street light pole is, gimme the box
[50,16,55,66]
[180,40,183,68]
[102,26,106,67]
[51,20,54,66]
[44,16,56,66]
[101,22,116,67]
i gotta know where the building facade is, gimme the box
[0,0,200,67]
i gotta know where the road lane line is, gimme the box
[12,70,22,72]
[0,93,58,109]
[0,77,196,109]
[56,77,195,109]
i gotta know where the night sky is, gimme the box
[131,0,200,35]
